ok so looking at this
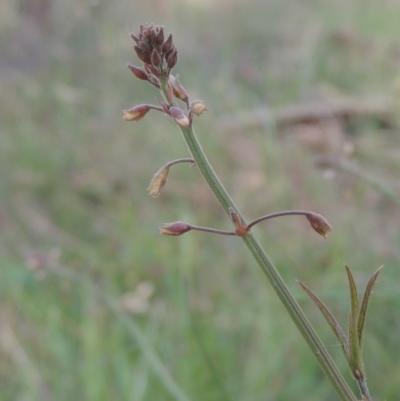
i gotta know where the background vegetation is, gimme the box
[1,0,400,400]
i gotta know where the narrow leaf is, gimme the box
[298,280,350,363]
[345,265,359,325]
[357,265,383,347]
[345,266,364,378]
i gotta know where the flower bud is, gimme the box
[166,48,178,69]
[148,166,169,197]
[130,33,140,45]
[229,207,250,236]
[127,64,148,81]
[155,26,164,46]
[190,100,207,116]
[123,104,150,121]
[306,213,333,238]
[134,46,152,65]
[151,49,162,67]
[169,107,190,127]
[162,34,173,53]
[168,75,188,102]
[160,222,192,236]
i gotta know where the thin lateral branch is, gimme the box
[165,158,195,168]
[147,104,166,112]
[247,210,314,229]
[189,224,236,236]
[246,210,332,238]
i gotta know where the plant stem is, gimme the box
[358,379,373,401]
[158,75,357,400]
[188,224,236,236]
[166,158,195,168]
[247,210,313,229]
[176,126,357,401]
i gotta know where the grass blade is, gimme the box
[298,280,350,363]
[358,266,383,347]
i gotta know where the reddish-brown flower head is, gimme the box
[130,24,177,79]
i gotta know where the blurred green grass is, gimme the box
[1,0,400,400]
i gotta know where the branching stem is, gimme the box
[247,210,314,229]
[158,74,358,401]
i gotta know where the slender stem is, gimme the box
[159,75,358,401]
[147,104,165,112]
[357,379,373,401]
[166,158,195,168]
[247,210,313,229]
[189,224,236,236]
[181,125,357,401]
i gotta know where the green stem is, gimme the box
[183,125,356,401]
[247,210,313,229]
[357,379,373,401]
[159,75,357,400]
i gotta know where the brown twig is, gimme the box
[218,96,395,133]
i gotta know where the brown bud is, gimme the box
[169,107,190,127]
[190,100,207,116]
[168,75,188,102]
[166,82,174,102]
[148,166,169,197]
[229,208,250,236]
[155,26,164,46]
[151,49,162,67]
[123,104,150,121]
[306,213,333,238]
[149,29,157,46]
[144,63,160,77]
[130,33,140,45]
[166,48,178,69]
[138,40,152,52]
[162,34,173,54]
[160,222,192,236]
[127,64,148,81]
[134,46,151,65]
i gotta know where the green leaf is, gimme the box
[345,266,364,379]
[357,265,383,348]
[298,280,350,364]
